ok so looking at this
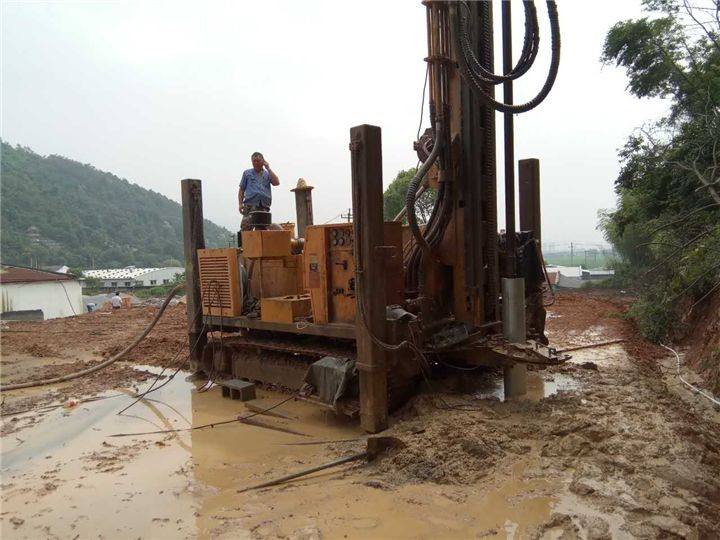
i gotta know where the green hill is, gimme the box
[1,142,233,269]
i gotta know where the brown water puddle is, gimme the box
[464,370,580,402]
[2,366,563,539]
[567,344,630,370]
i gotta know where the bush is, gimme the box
[133,283,184,299]
[627,297,672,343]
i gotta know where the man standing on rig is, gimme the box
[238,152,280,232]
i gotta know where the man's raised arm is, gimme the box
[264,160,280,186]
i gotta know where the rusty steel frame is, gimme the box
[350,124,389,433]
[181,179,208,372]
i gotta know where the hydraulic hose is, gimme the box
[458,1,539,84]
[455,0,560,114]
[405,117,444,256]
[0,284,184,392]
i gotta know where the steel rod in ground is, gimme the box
[238,452,367,493]
[557,339,626,353]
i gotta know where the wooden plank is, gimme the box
[181,179,207,372]
[350,124,388,433]
[203,315,356,340]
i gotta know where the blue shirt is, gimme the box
[240,168,272,208]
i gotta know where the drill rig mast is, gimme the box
[182,1,565,434]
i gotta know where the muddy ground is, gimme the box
[1,291,719,539]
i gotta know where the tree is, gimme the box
[600,0,720,340]
[0,142,233,269]
[383,168,437,223]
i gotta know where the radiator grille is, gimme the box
[199,256,232,308]
[198,248,242,317]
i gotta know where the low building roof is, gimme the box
[0,264,76,284]
[552,265,583,278]
[583,269,615,276]
[82,266,183,280]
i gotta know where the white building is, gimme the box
[546,265,584,288]
[545,265,615,289]
[582,269,615,283]
[83,266,184,289]
[0,265,84,320]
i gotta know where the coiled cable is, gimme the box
[454,0,561,114]
[458,0,539,84]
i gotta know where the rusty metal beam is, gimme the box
[502,0,517,277]
[203,315,356,340]
[350,124,388,433]
[519,158,541,242]
[181,179,207,372]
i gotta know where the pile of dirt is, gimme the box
[0,304,188,369]
[355,359,720,536]
[368,396,508,484]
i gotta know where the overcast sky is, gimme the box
[2,1,668,247]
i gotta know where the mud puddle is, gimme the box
[1,364,569,539]
[469,370,581,402]
[441,368,582,402]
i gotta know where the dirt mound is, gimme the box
[1,305,188,369]
[363,389,589,486]
[370,396,507,484]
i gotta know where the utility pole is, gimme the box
[570,242,574,266]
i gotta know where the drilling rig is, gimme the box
[181,0,566,433]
